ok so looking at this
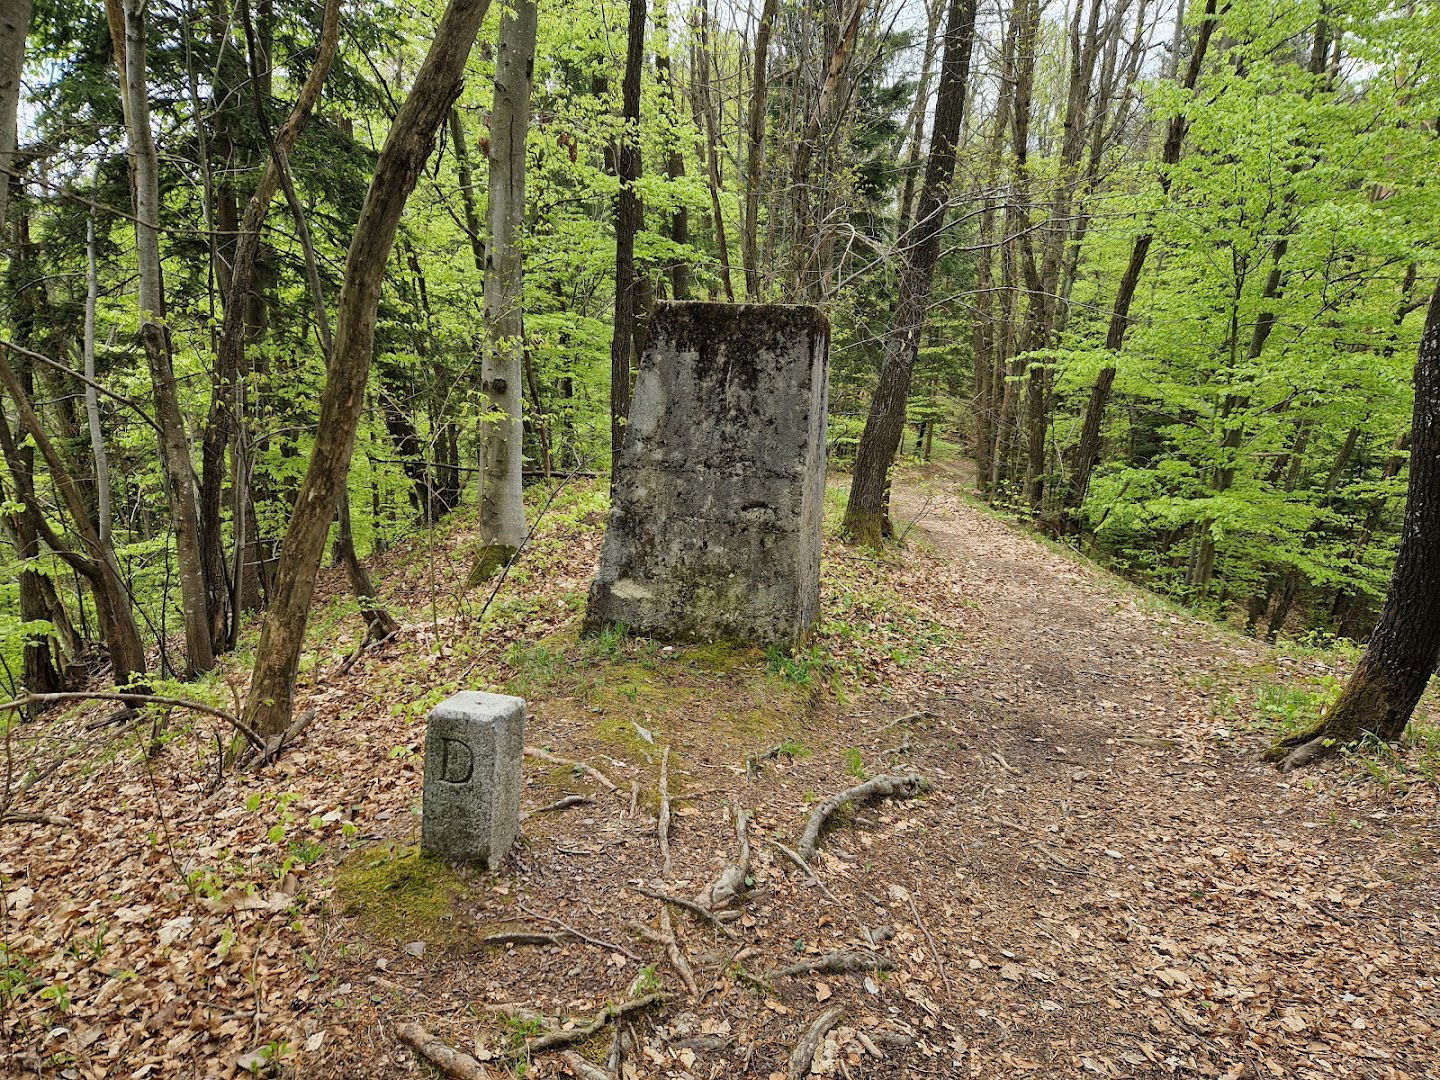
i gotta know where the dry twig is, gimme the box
[524,746,620,794]
[631,885,739,938]
[516,901,641,961]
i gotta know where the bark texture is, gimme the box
[471,0,537,585]
[842,0,978,546]
[1269,283,1440,771]
[243,0,492,737]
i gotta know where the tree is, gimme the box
[1267,282,1440,771]
[0,0,29,236]
[608,0,647,464]
[470,0,538,586]
[243,0,494,738]
[842,0,978,546]
[107,0,215,676]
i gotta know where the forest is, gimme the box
[2,0,1440,1077]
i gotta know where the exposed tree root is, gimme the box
[796,774,927,862]
[693,807,750,911]
[525,993,665,1054]
[525,746,620,794]
[559,1050,616,1080]
[788,1005,845,1079]
[526,794,592,817]
[767,950,892,981]
[397,1022,495,1079]
[1,812,73,827]
[631,885,739,938]
[241,709,317,772]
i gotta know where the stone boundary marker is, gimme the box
[586,300,830,646]
[421,691,525,867]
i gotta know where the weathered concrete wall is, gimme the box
[421,691,525,867]
[586,301,829,646]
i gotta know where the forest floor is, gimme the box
[3,461,1439,1080]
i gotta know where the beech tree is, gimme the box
[1268,282,1440,770]
[243,0,494,737]
[470,0,538,585]
[843,0,978,545]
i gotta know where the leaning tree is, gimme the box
[1269,280,1440,771]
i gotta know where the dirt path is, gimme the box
[876,466,1440,1079]
[4,468,1438,1079]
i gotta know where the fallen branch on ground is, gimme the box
[241,709,317,771]
[631,885,738,938]
[796,774,927,863]
[482,931,568,947]
[658,745,672,876]
[693,807,750,912]
[764,838,879,945]
[396,1022,494,1079]
[526,794,592,817]
[525,993,665,1054]
[788,1006,845,1079]
[524,747,620,794]
[0,691,264,752]
[2,812,73,827]
[767,950,892,980]
[516,901,641,961]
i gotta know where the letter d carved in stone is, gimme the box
[422,692,525,867]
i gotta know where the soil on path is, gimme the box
[3,466,1437,1080]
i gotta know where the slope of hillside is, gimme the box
[3,465,1438,1079]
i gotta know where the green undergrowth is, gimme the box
[1214,648,1440,788]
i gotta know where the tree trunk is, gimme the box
[740,0,777,299]
[609,0,647,466]
[1064,0,1219,516]
[1269,283,1440,770]
[200,0,341,647]
[842,0,978,546]
[0,0,29,238]
[243,0,493,738]
[470,0,537,585]
[110,0,215,677]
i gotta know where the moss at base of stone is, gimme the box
[333,843,469,944]
[467,543,518,588]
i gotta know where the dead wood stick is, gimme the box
[763,838,876,945]
[525,794,592,817]
[482,931,567,947]
[658,745,672,876]
[767,950,892,981]
[516,901,641,961]
[905,891,952,993]
[796,774,927,863]
[1,812,73,827]
[396,1022,494,1079]
[877,709,933,732]
[560,1051,616,1080]
[524,747,620,794]
[631,885,739,938]
[0,691,264,751]
[788,1006,845,1080]
[526,993,665,1054]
